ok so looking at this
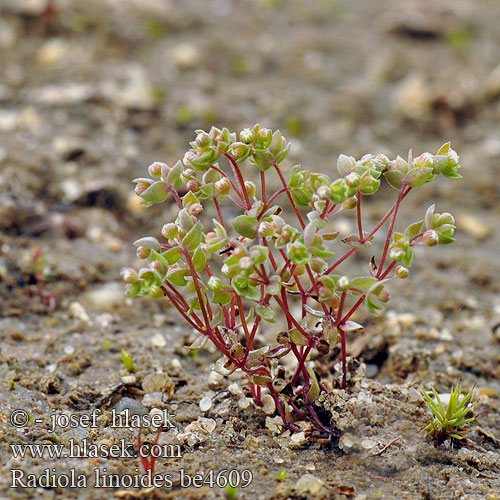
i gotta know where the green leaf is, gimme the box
[192,247,206,272]
[291,187,314,207]
[405,221,424,239]
[232,275,260,301]
[232,215,259,239]
[305,367,320,403]
[167,160,184,189]
[402,248,414,267]
[437,142,451,155]
[182,222,203,251]
[350,276,378,293]
[251,151,275,171]
[289,328,309,346]
[384,169,405,189]
[256,304,276,323]
[309,245,334,259]
[212,290,232,305]
[405,167,433,188]
[166,268,189,286]
[140,181,169,205]
[164,247,183,265]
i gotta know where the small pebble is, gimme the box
[262,394,276,415]
[150,333,166,347]
[114,397,146,416]
[295,474,325,496]
[199,396,212,412]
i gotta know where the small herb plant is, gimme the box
[123,124,461,435]
[422,384,475,443]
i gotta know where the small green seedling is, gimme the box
[121,349,135,373]
[422,383,475,443]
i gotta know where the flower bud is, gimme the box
[187,179,200,192]
[379,289,390,303]
[375,154,390,168]
[149,260,164,273]
[134,181,151,196]
[240,128,256,144]
[413,152,434,169]
[389,247,405,261]
[207,276,222,292]
[422,229,439,247]
[294,264,305,276]
[258,221,274,237]
[189,203,204,217]
[195,132,211,148]
[183,150,196,167]
[162,223,178,240]
[215,178,231,195]
[230,343,245,359]
[149,286,164,299]
[337,276,350,291]
[245,181,256,198]
[121,268,139,283]
[257,128,272,144]
[319,286,331,299]
[395,265,409,279]
[148,162,165,178]
[316,185,330,200]
[344,172,361,188]
[316,339,330,355]
[276,331,289,344]
[310,257,327,274]
[136,246,150,259]
[239,256,253,270]
[342,195,358,209]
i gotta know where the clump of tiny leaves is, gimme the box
[422,384,475,443]
[123,124,461,435]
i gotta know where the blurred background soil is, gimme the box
[0,1,499,499]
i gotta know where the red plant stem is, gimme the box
[244,316,262,359]
[213,196,225,229]
[161,285,204,331]
[258,187,288,219]
[228,196,247,209]
[234,294,251,342]
[274,295,310,336]
[229,295,236,328]
[261,170,267,205]
[224,154,251,209]
[273,163,305,229]
[290,344,312,386]
[325,186,412,275]
[167,185,183,209]
[183,249,212,326]
[377,184,408,278]
[338,327,347,388]
[267,383,301,433]
[320,200,331,219]
[356,190,363,239]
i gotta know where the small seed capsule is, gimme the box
[422,229,439,247]
[215,178,231,195]
[189,203,204,217]
[395,265,409,279]
[162,223,178,240]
